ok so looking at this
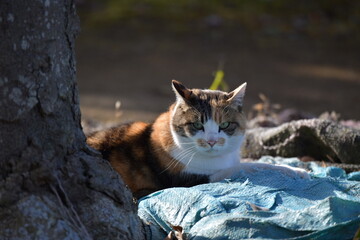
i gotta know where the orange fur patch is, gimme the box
[151,110,185,174]
[197,139,208,148]
[218,138,225,146]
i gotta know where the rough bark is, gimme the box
[242,119,360,164]
[0,1,144,239]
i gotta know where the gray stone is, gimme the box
[242,119,360,164]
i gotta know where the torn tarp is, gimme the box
[138,156,360,240]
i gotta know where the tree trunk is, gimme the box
[0,1,144,239]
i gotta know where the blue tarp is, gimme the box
[138,156,360,240]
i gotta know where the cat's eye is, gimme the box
[192,121,204,130]
[219,122,230,130]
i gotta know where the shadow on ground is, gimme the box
[77,25,360,124]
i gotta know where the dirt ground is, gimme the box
[76,25,360,125]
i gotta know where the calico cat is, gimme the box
[87,80,309,198]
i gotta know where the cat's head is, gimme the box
[170,80,247,158]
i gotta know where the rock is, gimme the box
[242,119,360,164]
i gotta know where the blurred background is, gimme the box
[75,0,360,127]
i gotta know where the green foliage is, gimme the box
[78,0,360,38]
[210,70,228,92]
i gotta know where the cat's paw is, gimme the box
[210,168,238,182]
[280,165,310,179]
[295,168,311,179]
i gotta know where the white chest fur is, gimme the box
[170,145,241,175]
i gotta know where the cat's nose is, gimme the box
[207,140,217,147]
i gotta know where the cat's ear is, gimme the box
[172,80,193,102]
[227,82,247,108]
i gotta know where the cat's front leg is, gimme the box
[210,161,310,182]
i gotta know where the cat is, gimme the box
[87,80,309,198]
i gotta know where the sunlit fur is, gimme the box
[87,80,309,198]
[87,81,247,197]
[170,121,244,174]
[168,80,247,175]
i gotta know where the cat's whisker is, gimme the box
[159,159,179,174]
[178,142,195,145]
[159,157,179,173]
[160,146,196,173]
[171,154,192,172]
[184,152,197,169]
[160,155,189,174]
[172,146,196,159]
[169,147,197,171]
[176,148,196,162]
[174,150,197,167]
